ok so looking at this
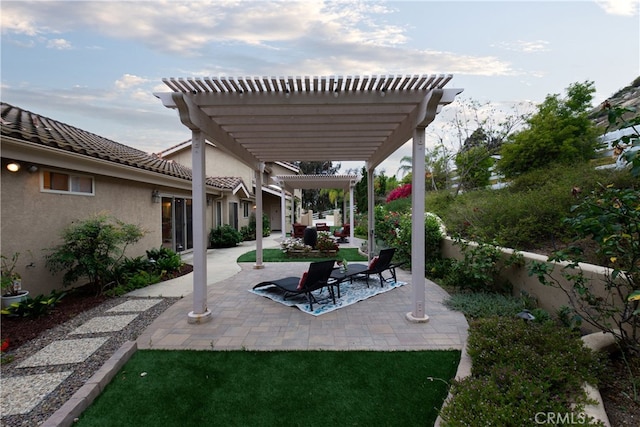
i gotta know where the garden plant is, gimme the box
[529,183,640,355]
[45,214,146,295]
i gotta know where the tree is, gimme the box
[455,145,494,191]
[296,161,340,212]
[374,170,388,197]
[498,81,601,178]
[397,143,452,191]
[353,166,368,212]
[436,97,529,194]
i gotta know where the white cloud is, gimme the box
[1,1,406,52]
[596,0,639,16]
[47,38,72,50]
[115,74,149,90]
[492,40,550,53]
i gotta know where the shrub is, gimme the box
[441,238,522,293]
[385,183,411,202]
[374,207,445,268]
[316,231,338,252]
[280,237,311,253]
[45,214,146,295]
[444,292,528,319]
[1,290,66,318]
[146,247,182,273]
[437,163,632,252]
[439,317,604,426]
[104,270,163,296]
[242,213,271,241]
[529,183,640,354]
[209,225,243,248]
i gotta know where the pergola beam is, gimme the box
[155,74,463,325]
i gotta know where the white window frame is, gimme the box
[40,169,95,196]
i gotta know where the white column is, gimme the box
[342,194,347,226]
[188,131,212,324]
[280,187,286,237]
[407,128,429,323]
[367,167,375,259]
[290,192,295,231]
[349,184,355,243]
[254,164,264,269]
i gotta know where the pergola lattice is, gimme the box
[155,74,463,323]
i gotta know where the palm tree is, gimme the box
[396,145,452,191]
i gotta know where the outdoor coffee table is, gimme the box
[329,264,369,298]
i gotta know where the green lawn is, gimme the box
[237,247,367,263]
[76,349,460,426]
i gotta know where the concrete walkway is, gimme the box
[132,232,469,352]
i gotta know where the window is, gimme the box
[42,171,94,195]
[243,201,250,218]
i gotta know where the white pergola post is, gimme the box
[280,186,286,237]
[349,183,355,243]
[254,163,264,269]
[407,128,429,323]
[188,130,212,324]
[341,194,347,226]
[290,194,295,231]
[367,166,375,259]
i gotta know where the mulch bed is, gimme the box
[1,264,193,350]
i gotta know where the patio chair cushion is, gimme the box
[297,271,308,290]
[369,256,379,270]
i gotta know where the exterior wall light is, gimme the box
[152,190,161,203]
[6,162,20,172]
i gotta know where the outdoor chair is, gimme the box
[292,223,307,238]
[347,248,403,287]
[315,222,330,232]
[252,260,337,310]
[333,224,350,243]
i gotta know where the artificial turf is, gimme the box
[76,349,460,426]
[236,247,368,263]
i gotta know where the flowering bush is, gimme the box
[280,237,311,253]
[374,209,445,265]
[316,231,338,252]
[386,183,411,202]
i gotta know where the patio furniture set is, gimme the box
[292,223,350,243]
[253,248,404,310]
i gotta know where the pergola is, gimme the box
[274,174,359,242]
[154,74,462,324]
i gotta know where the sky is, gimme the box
[1,0,639,178]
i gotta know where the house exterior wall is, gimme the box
[1,166,187,296]
[167,145,254,189]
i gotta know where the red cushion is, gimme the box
[297,271,308,290]
[369,256,379,270]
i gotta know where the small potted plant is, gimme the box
[1,252,29,309]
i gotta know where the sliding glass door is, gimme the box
[161,196,193,253]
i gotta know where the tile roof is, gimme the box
[0,102,241,191]
[206,176,244,190]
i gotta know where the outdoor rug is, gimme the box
[249,278,407,316]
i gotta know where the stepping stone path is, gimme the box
[1,298,163,418]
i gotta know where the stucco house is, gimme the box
[158,140,301,233]
[0,102,296,296]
